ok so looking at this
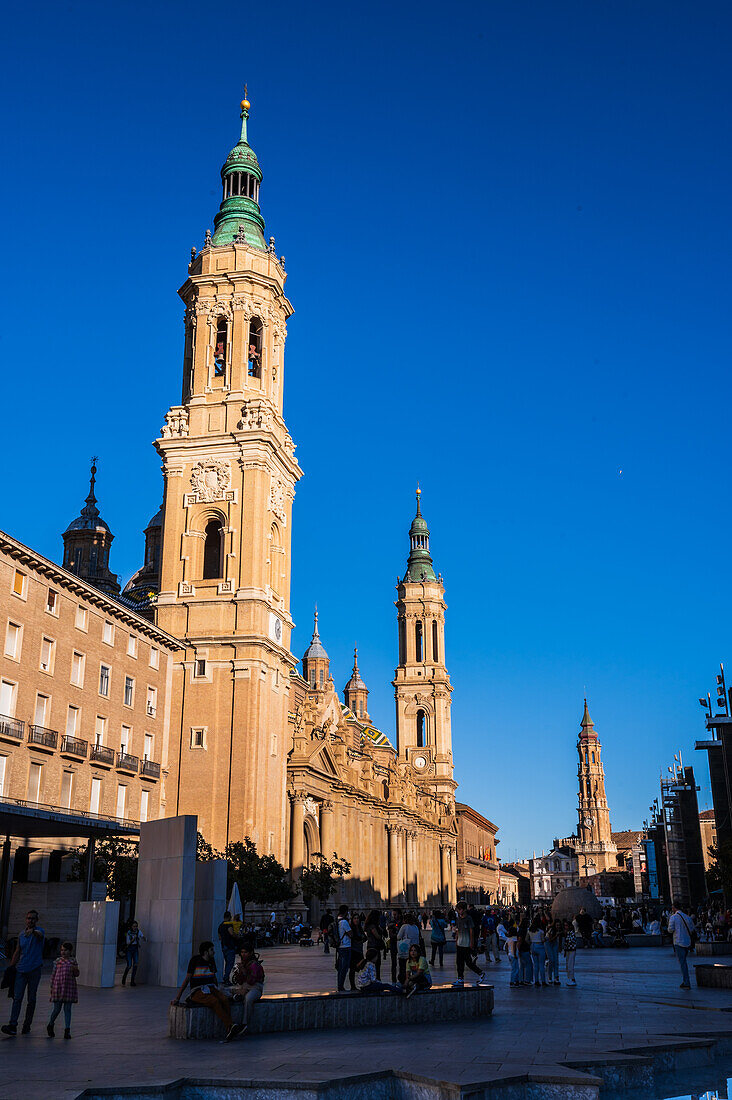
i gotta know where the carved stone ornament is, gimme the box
[161,407,189,439]
[269,477,287,525]
[303,797,320,821]
[189,460,231,503]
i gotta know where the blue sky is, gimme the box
[2,0,731,856]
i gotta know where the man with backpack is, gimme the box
[667,904,696,989]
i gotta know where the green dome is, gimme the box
[404,488,437,583]
[211,101,266,250]
[223,142,262,176]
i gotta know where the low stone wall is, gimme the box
[695,963,732,988]
[696,941,732,956]
[624,933,662,947]
[170,983,494,1040]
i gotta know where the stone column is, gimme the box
[440,843,449,905]
[406,831,417,904]
[289,791,306,885]
[320,800,334,859]
[449,845,457,905]
[388,825,400,903]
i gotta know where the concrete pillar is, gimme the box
[440,844,449,905]
[84,837,96,902]
[0,837,14,940]
[76,900,120,987]
[289,792,306,884]
[388,825,400,902]
[135,815,197,987]
[193,859,227,980]
[320,800,334,859]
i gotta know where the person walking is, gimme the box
[429,909,447,967]
[545,919,561,985]
[668,903,696,989]
[348,912,366,991]
[121,920,146,986]
[563,919,577,986]
[2,909,46,1036]
[335,905,351,992]
[364,910,386,980]
[528,916,548,987]
[46,941,79,1039]
[506,920,520,986]
[386,911,399,984]
[453,902,488,987]
[517,918,533,986]
[320,910,333,955]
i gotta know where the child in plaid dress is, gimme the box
[47,942,79,1039]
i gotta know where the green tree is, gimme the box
[70,836,139,903]
[299,852,351,905]
[197,832,223,862]
[225,837,297,915]
[707,840,732,896]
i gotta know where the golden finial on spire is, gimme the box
[241,84,250,111]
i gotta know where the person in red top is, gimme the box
[171,941,243,1043]
[47,941,79,1039]
[229,941,265,1033]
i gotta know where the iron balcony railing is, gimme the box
[140,758,161,779]
[90,744,115,766]
[0,714,24,740]
[116,751,139,773]
[61,734,88,758]
[28,724,58,749]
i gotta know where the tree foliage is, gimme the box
[707,840,732,896]
[197,832,223,862]
[299,852,351,904]
[70,836,139,902]
[225,836,297,914]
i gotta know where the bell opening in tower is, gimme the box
[248,316,263,378]
[202,519,224,579]
[417,709,427,748]
[214,317,227,378]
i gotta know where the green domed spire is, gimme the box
[404,485,437,583]
[212,91,266,249]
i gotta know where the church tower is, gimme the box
[155,95,301,855]
[62,459,120,597]
[393,489,455,807]
[574,700,617,874]
[344,646,370,723]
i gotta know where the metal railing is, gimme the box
[90,744,115,766]
[61,734,88,758]
[0,714,24,739]
[116,751,139,772]
[140,758,160,779]
[0,793,139,830]
[28,724,58,749]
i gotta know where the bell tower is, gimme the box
[574,700,617,874]
[155,94,302,855]
[393,489,455,806]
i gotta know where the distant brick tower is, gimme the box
[574,700,617,875]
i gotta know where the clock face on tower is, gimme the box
[584,813,595,828]
[269,613,282,644]
[414,756,427,770]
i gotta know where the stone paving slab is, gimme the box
[1,946,731,1098]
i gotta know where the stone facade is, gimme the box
[530,846,579,900]
[699,809,716,871]
[455,802,500,903]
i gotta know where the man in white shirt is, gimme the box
[667,904,695,989]
[335,905,351,992]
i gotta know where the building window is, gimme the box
[95,716,107,746]
[591,751,595,763]
[4,622,21,660]
[150,646,159,670]
[60,770,74,809]
[40,637,55,673]
[143,732,153,760]
[358,700,364,718]
[195,659,207,678]
[46,589,58,615]
[127,635,138,658]
[124,677,134,707]
[146,687,157,717]
[71,652,85,687]
[90,777,102,815]
[270,733,277,756]
[66,706,80,738]
[202,520,224,579]
[99,664,111,697]
[120,725,131,753]
[116,784,127,819]
[416,709,427,748]
[399,618,406,665]
[191,728,205,749]
[34,694,49,727]
[319,668,324,688]
[0,755,6,797]
[12,570,26,598]
[248,316,263,377]
[0,680,17,718]
[28,762,42,803]
[415,620,423,662]
[140,789,149,823]
[214,316,227,376]
[76,605,88,631]
[103,621,114,646]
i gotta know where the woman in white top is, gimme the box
[528,917,547,987]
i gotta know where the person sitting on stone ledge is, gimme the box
[355,949,402,995]
[229,941,265,1033]
[404,944,432,999]
[171,941,243,1043]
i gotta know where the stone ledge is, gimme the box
[169,983,494,1039]
[695,963,732,988]
[696,942,732,956]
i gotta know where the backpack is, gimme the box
[328,918,342,949]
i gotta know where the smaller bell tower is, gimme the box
[62,458,120,597]
[344,646,370,722]
[393,489,455,805]
[574,700,617,874]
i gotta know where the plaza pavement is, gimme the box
[1,945,732,1099]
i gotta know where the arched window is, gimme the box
[214,318,227,377]
[319,668,324,688]
[358,700,364,718]
[203,520,224,579]
[415,620,423,662]
[416,709,426,748]
[432,619,439,662]
[268,523,281,592]
[591,751,595,763]
[248,316,263,378]
[399,619,406,665]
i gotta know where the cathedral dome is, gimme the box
[63,461,111,533]
[223,141,262,176]
[212,96,266,250]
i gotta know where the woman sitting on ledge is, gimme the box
[404,944,432,999]
[229,941,265,1033]
[355,949,401,995]
[171,941,243,1043]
